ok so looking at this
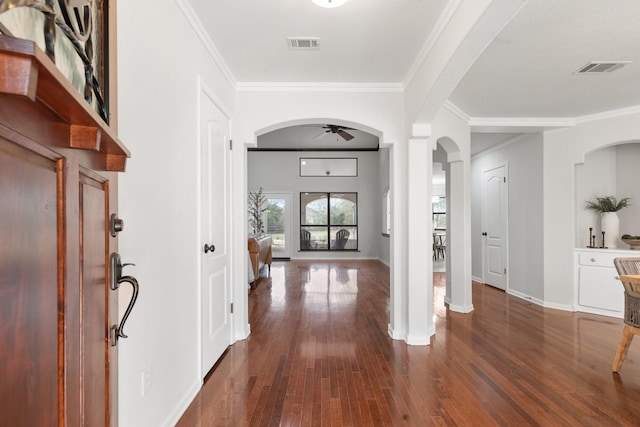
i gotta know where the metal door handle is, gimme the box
[110,253,140,346]
[111,275,139,346]
[204,243,216,253]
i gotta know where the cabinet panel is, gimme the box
[80,174,110,426]
[579,251,619,267]
[578,265,624,312]
[0,138,60,426]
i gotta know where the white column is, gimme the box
[406,137,435,345]
[447,158,474,313]
[388,143,407,340]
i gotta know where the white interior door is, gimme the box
[200,88,231,376]
[262,192,292,259]
[482,165,508,290]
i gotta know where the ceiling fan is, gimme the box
[311,124,355,141]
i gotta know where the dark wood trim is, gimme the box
[0,35,129,171]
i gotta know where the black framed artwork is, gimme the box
[0,0,110,123]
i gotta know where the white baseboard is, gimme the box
[378,257,390,267]
[161,377,201,427]
[405,326,435,346]
[472,275,483,283]
[448,303,474,313]
[388,324,404,340]
[543,300,576,313]
[507,289,545,306]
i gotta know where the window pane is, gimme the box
[433,213,446,229]
[301,226,329,250]
[330,193,357,225]
[265,199,285,253]
[330,226,358,250]
[433,196,446,213]
[301,193,328,225]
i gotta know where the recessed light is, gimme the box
[312,0,349,8]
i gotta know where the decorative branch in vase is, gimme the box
[248,187,267,237]
[585,195,631,249]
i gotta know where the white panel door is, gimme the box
[262,192,292,259]
[482,165,508,290]
[200,89,231,376]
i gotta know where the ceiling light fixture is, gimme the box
[312,0,349,8]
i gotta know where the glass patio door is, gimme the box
[262,192,292,259]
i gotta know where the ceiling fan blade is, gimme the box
[337,129,354,141]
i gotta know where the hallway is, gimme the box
[177,260,640,426]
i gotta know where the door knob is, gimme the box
[204,243,216,254]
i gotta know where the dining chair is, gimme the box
[300,229,311,250]
[612,257,640,372]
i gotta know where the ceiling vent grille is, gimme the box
[575,61,631,74]
[287,37,320,50]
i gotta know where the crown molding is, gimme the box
[443,100,470,123]
[175,0,237,88]
[467,116,575,131]
[574,104,640,124]
[471,133,532,160]
[235,82,404,93]
[446,101,640,131]
[403,0,463,89]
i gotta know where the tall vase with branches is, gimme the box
[248,187,267,236]
[586,195,631,248]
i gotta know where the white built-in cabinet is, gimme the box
[573,249,637,318]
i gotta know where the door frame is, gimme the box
[481,162,509,290]
[196,77,233,380]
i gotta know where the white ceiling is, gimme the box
[188,0,449,83]
[188,0,640,150]
[450,0,640,119]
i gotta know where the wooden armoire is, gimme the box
[0,34,130,426]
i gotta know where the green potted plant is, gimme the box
[586,196,631,248]
[248,187,267,236]
[585,196,631,213]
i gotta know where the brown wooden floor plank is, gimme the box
[177,261,640,427]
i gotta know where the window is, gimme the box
[382,187,391,236]
[299,158,358,177]
[433,196,446,230]
[300,192,358,250]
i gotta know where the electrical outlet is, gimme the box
[141,366,152,397]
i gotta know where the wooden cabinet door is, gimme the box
[0,137,117,426]
[80,172,112,426]
[0,137,60,426]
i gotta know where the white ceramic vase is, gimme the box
[601,212,620,248]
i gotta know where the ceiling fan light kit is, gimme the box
[310,124,355,141]
[312,0,349,8]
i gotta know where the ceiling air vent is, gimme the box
[287,37,320,50]
[574,61,632,74]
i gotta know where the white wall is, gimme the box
[575,147,617,247]
[575,143,640,248]
[616,143,640,239]
[116,1,235,426]
[543,110,640,309]
[471,133,544,301]
[248,151,382,259]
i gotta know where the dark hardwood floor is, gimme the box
[177,260,640,426]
